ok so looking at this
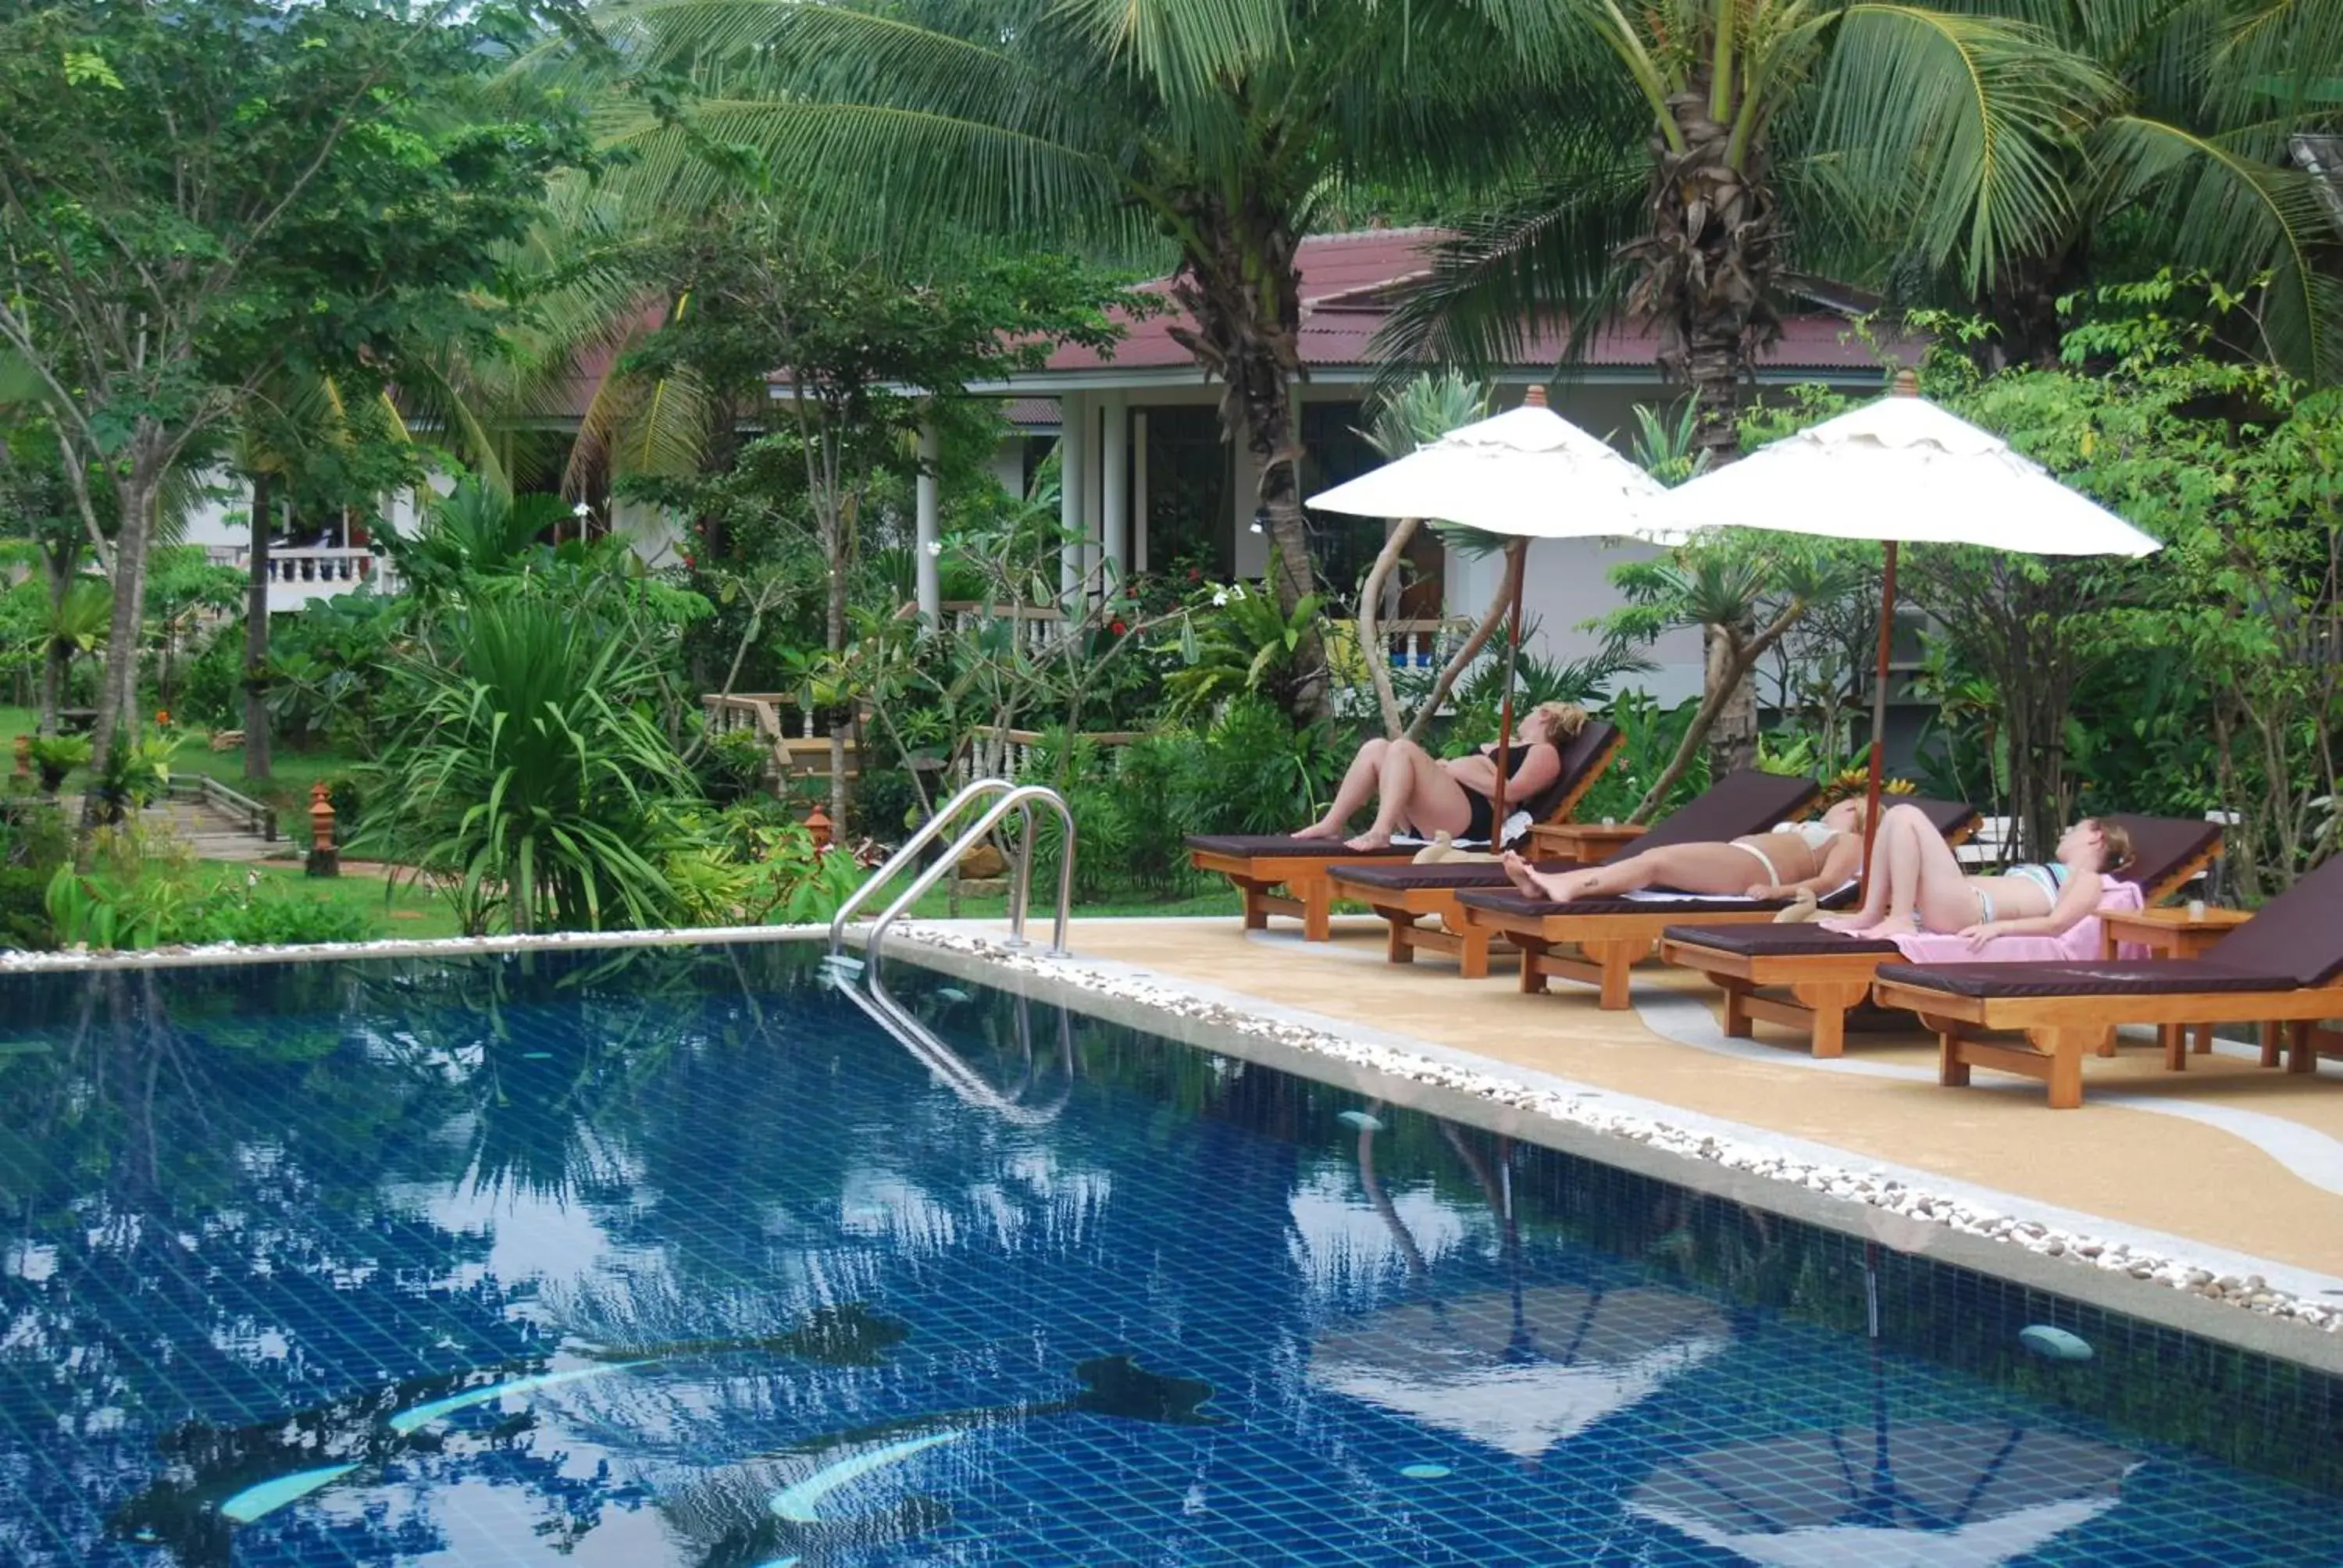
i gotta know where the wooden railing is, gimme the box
[958,724,1143,786]
[168,775,277,842]
[940,600,1065,654]
[701,693,860,782]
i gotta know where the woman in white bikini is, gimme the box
[1821,804,2135,943]
[1497,797,1871,903]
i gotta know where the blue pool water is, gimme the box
[1,941,2339,1566]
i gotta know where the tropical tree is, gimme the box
[586,0,1547,723]
[1931,0,2343,380]
[226,372,419,779]
[0,0,582,810]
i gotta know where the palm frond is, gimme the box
[1371,163,1644,391]
[2095,113,2343,381]
[1813,5,2118,289]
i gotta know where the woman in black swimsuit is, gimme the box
[1293,703,1588,851]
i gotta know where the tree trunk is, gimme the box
[824,508,851,833]
[1357,517,1418,738]
[243,471,275,780]
[37,551,66,737]
[1245,375,1330,725]
[1403,561,1516,745]
[1623,84,1781,465]
[1705,623,1760,776]
[86,440,163,826]
[1161,188,1328,725]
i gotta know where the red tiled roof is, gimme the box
[1040,228,1907,375]
[1002,397,1061,428]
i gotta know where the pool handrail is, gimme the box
[829,776,1014,956]
[864,784,1076,973]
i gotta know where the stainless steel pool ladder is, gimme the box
[827,777,1076,971]
[832,977,1073,1126]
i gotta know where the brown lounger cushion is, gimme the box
[2195,851,2343,987]
[1184,832,1420,860]
[2097,814,2225,899]
[1336,859,1578,893]
[1185,720,1622,861]
[1872,957,2297,998]
[1663,922,1903,957]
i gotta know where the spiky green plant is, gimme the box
[356,596,701,934]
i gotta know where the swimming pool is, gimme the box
[2,939,2338,1566]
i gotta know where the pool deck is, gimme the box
[923,914,2343,1331]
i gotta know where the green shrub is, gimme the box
[695,726,774,806]
[177,623,246,729]
[0,867,52,950]
[355,595,704,934]
[197,883,374,946]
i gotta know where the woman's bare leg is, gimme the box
[1350,740,1473,850]
[1503,843,1763,903]
[1827,804,1970,935]
[1297,738,1389,838]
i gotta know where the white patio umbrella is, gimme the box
[1309,1284,1731,1458]
[1660,370,2162,864]
[1628,1420,2139,1566]
[1308,386,1673,833]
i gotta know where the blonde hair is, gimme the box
[2088,818,2135,876]
[1529,702,1589,743]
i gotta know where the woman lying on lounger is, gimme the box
[1496,796,1871,903]
[1821,804,2134,943]
[1293,703,1589,852]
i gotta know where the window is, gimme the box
[1142,405,1232,579]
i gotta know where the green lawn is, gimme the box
[2,704,358,818]
[195,862,468,941]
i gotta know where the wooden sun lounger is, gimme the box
[1867,852,2343,1107]
[1453,796,1983,1009]
[1657,814,2224,1058]
[1184,721,1622,942]
[1326,769,1831,978]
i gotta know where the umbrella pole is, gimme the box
[1492,539,1528,836]
[1857,541,1899,902]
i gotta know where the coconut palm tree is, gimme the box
[1934,0,2343,377]
[579,0,1553,722]
[1382,0,2113,461]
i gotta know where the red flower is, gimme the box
[1109,619,1128,636]
[1186,568,1201,581]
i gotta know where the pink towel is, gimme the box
[1890,881,2150,964]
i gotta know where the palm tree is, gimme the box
[1385,0,2111,461]
[582,0,1548,722]
[1378,1,2107,772]
[1939,0,2343,378]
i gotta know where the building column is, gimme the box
[915,413,942,627]
[1100,389,1129,589]
[1059,391,1089,600]
[1231,433,1267,579]
[1131,410,1150,573]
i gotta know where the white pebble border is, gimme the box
[891,923,2343,1340]
[2,920,2335,1341]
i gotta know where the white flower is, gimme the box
[924,540,943,558]
[1229,583,1247,600]
[1210,590,1229,607]
[571,501,592,519]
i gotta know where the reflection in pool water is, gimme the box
[0,943,2335,1566]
